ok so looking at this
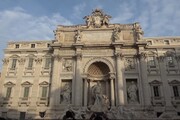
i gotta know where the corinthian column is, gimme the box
[74,53,82,106]
[110,73,115,106]
[50,50,62,107]
[138,52,149,106]
[115,52,125,105]
[83,76,88,106]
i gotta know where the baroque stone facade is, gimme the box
[1,9,180,119]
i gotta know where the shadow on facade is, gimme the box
[1,53,180,120]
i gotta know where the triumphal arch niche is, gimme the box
[84,58,115,112]
[51,9,152,119]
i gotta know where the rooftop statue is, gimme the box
[83,9,111,28]
[134,22,144,40]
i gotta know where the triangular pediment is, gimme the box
[169,80,180,85]
[165,51,175,56]
[149,80,162,85]
[21,81,32,85]
[4,81,15,86]
[26,54,36,58]
[10,55,20,58]
[39,81,49,85]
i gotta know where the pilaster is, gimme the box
[82,75,88,107]
[30,58,42,107]
[138,52,150,106]
[74,53,83,106]
[110,73,115,106]
[115,52,125,105]
[0,58,9,101]
[50,49,62,108]
[157,55,171,106]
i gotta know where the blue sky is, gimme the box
[0,0,180,70]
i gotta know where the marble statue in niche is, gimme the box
[63,59,73,72]
[90,81,110,112]
[127,81,138,104]
[92,81,102,106]
[125,58,135,71]
[60,83,71,104]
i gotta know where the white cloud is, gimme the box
[111,0,180,37]
[111,2,135,24]
[0,7,72,41]
[72,3,86,19]
[0,7,72,70]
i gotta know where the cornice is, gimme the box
[8,40,52,44]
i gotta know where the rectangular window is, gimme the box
[173,86,179,97]
[148,57,156,68]
[11,59,17,70]
[23,87,29,98]
[147,41,152,45]
[167,56,174,67]
[47,43,50,48]
[153,86,160,97]
[164,40,170,45]
[19,112,26,120]
[28,58,33,69]
[2,112,7,118]
[44,58,51,69]
[15,44,19,48]
[41,87,48,98]
[6,87,12,98]
[31,44,35,48]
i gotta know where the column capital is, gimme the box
[18,58,26,65]
[175,55,180,62]
[35,58,42,64]
[76,53,82,60]
[109,72,115,79]
[53,54,62,61]
[157,56,165,62]
[115,52,124,59]
[2,58,9,65]
[82,74,88,79]
[137,52,147,60]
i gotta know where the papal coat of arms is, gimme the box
[93,16,102,28]
[84,9,111,28]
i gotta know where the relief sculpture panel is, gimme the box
[62,59,73,72]
[124,57,135,71]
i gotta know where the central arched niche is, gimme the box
[85,61,111,110]
[87,62,110,77]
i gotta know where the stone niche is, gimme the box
[126,79,139,104]
[88,80,110,106]
[87,80,110,113]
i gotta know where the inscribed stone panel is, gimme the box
[64,32,74,42]
[123,31,134,40]
[83,31,112,42]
